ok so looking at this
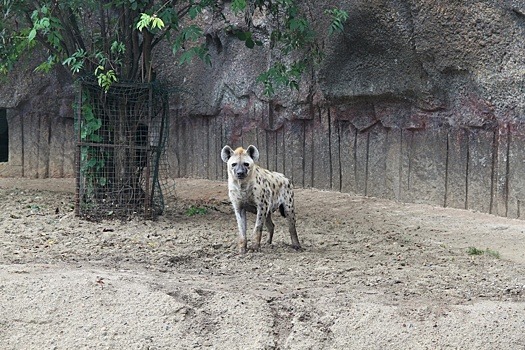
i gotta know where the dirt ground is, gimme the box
[0,177,524,349]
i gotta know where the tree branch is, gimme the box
[151,3,192,49]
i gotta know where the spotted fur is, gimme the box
[221,145,301,253]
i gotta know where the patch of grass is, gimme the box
[467,246,500,259]
[29,204,41,211]
[485,248,501,259]
[185,205,208,217]
[467,246,485,256]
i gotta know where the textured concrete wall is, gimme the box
[168,102,525,219]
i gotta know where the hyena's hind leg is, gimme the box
[283,203,301,250]
[265,212,275,245]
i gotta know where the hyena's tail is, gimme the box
[279,204,286,217]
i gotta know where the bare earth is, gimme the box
[0,177,524,349]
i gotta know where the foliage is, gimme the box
[94,66,118,93]
[326,8,350,35]
[467,246,485,256]
[0,1,348,94]
[79,96,102,142]
[467,246,501,259]
[77,91,106,192]
[185,205,208,216]
[485,248,501,259]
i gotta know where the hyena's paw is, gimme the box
[238,240,248,254]
[291,243,303,252]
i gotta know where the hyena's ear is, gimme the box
[221,145,234,163]
[247,145,260,162]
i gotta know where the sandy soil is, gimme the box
[1,177,524,349]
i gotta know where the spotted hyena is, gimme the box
[221,145,301,253]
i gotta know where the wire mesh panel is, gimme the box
[75,80,172,219]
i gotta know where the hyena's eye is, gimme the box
[243,163,249,167]
[231,163,237,167]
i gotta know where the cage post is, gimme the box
[150,90,167,216]
[74,83,82,217]
[143,84,152,218]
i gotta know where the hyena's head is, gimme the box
[221,145,260,181]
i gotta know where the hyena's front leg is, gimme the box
[252,207,265,252]
[234,206,248,253]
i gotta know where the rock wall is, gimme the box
[164,0,525,218]
[0,56,76,178]
[3,0,525,219]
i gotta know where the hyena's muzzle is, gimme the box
[232,162,249,180]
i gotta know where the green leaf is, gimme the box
[289,18,307,32]
[245,38,255,49]
[90,134,102,142]
[95,67,118,92]
[99,177,107,186]
[173,25,204,54]
[152,17,165,30]
[40,17,50,29]
[183,25,203,41]
[40,5,49,16]
[231,0,247,14]
[34,55,58,73]
[28,28,37,42]
[137,13,151,32]
[110,41,125,54]
[189,5,202,19]
[179,50,195,65]
[86,158,97,168]
[71,61,83,73]
[235,30,251,41]
[62,57,74,66]
[326,8,349,35]
[178,45,211,66]
[95,52,107,65]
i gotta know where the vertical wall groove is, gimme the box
[399,128,403,201]
[301,121,306,187]
[364,132,370,196]
[465,131,470,210]
[444,131,450,207]
[353,128,358,193]
[406,131,412,193]
[489,130,497,214]
[338,122,343,192]
[327,109,333,189]
[505,126,511,217]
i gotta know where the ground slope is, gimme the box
[0,178,524,349]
